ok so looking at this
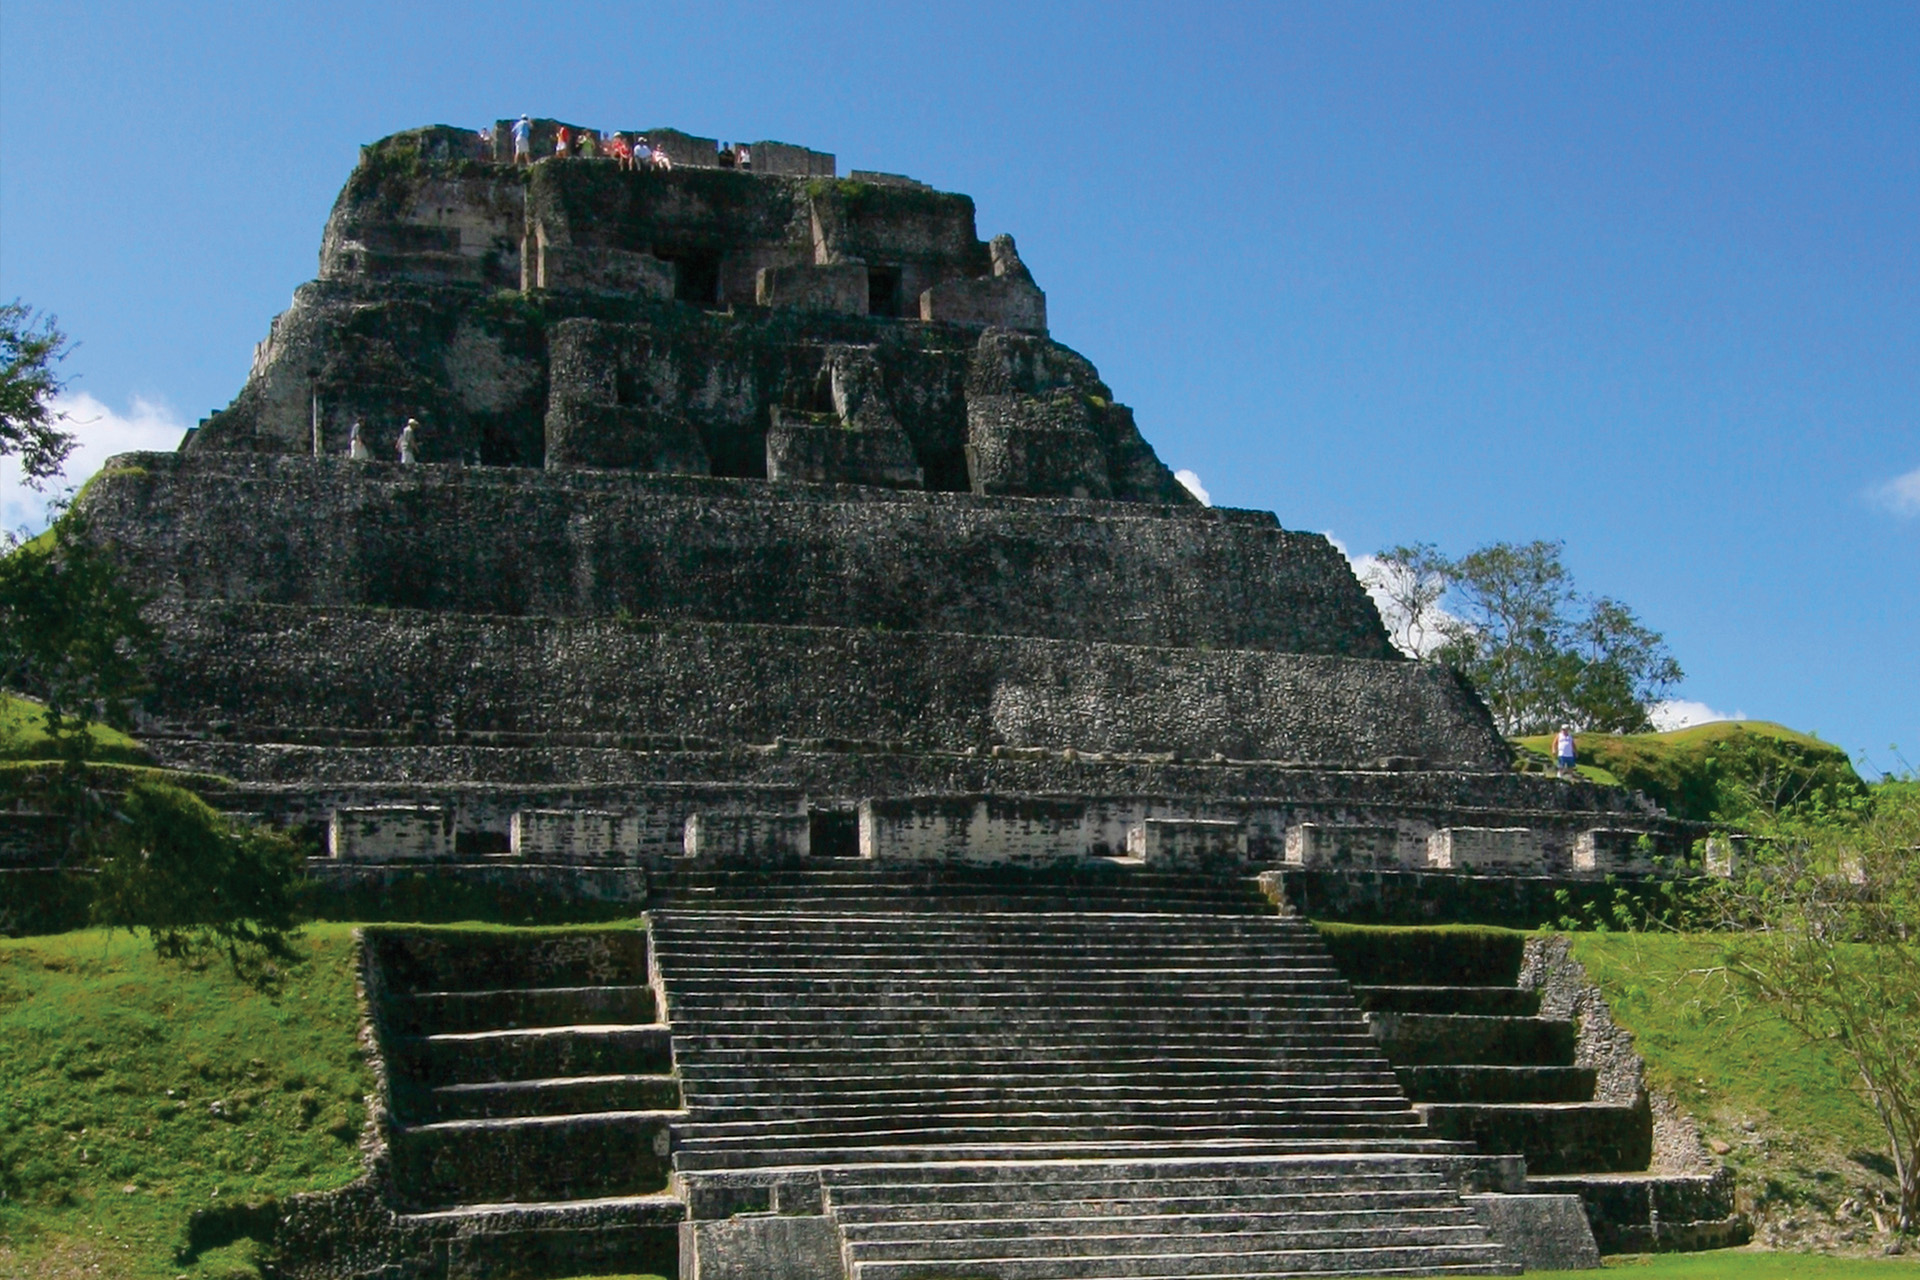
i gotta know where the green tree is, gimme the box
[90,779,307,981]
[1362,542,1451,657]
[1706,781,1920,1231]
[0,515,154,762]
[1367,539,1683,735]
[0,301,77,489]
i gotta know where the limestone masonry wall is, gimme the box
[82,454,1392,657]
[141,601,1507,770]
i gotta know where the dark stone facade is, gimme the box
[70,123,1692,881]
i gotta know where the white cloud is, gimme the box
[1,393,187,535]
[1869,465,1920,518]
[1649,700,1747,732]
[1174,468,1210,506]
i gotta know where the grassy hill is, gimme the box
[1513,721,1867,824]
[0,693,146,764]
[0,926,371,1279]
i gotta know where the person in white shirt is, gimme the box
[1553,725,1577,778]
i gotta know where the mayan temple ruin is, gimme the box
[66,122,1747,1278]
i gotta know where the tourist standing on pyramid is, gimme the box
[512,115,532,166]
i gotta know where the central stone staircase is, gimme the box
[649,869,1522,1279]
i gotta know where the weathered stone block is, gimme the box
[922,275,1047,333]
[756,264,868,315]
[1426,826,1544,872]
[1284,823,1402,869]
[965,392,1111,499]
[1461,1193,1600,1271]
[681,1215,843,1280]
[1704,834,1743,878]
[859,794,1088,864]
[683,812,811,865]
[329,806,452,861]
[765,409,923,488]
[644,128,720,168]
[544,400,710,473]
[749,141,835,176]
[536,245,674,298]
[511,809,643,863]
[1126,818,1247,870]
[1573,828,1655,876]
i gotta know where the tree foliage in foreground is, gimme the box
[90,779,307,982]
[0,301,76,488]
[0,515,155,761]
[1705,781,1920,1233]
[1364,539,1682,736]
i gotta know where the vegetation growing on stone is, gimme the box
[1514,721,1868,826]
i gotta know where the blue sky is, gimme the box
[2,2,1915,772]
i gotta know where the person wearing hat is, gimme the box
[1553,723,1577,778]
[511,115,532,167]
[399,418,420,464]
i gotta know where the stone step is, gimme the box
[670,1051,1394,1076]
[388,1110,675,1208]
[664,982,1361,1007]
[394,1192,683,1280]
[672,1027,1380,1053]
[848,1240,1514,1280]
[652,911,1302,931]
[390,1024,672,1085]
[683,1078,1406,1105]
[1315,929,1526,989]
[831,1189,1461,1221]
[1368,1014,1576,1067]
[686,1098,1415,1125]
[687,1076,1404,1101]
[368,927,648,993]
[385,983,655,1035]
[673,1040,1388,1063]
[1527,1170,1747,1253]
[668,998,1369,1018]
[845,1220,1492,1258]
[1417,1101,1652,1175]
[673,1137,1477,1173]
[654,896,1277,917]
[398,1072,683,1122]
[1395,1065,1597,1105]
[1351,986,1541,1017]
[679,1117,1430,1147]
[652,946,1340,968]
[815,1153,1468,1191]
[662,975,1357,999]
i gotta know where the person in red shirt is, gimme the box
[555,126,571,158]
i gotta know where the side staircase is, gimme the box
[1325,927,1749,1254]
[649,868,1526,1279]
[362,928,686,1278]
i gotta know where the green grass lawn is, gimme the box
[1541,1252,1916,1276]
[1572,933,1903,1249]
[0,692,146,764]
[0,925,372,1279]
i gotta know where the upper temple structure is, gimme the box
[75,120,1682,877]
[58,123,1748,1280]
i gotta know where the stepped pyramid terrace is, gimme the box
[52,122,1746,1278]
